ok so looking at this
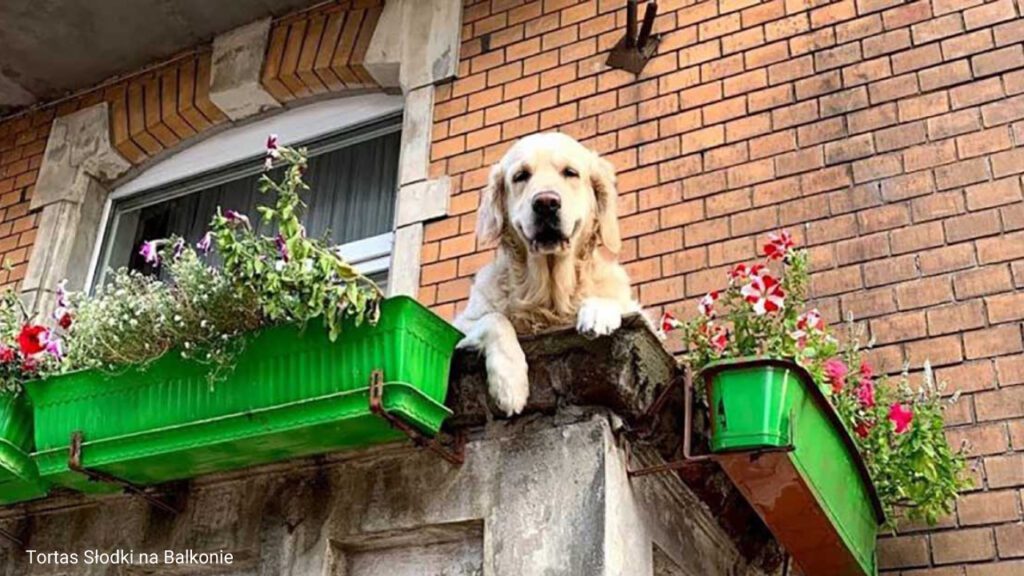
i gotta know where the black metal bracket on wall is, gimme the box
[67,431,179,514]
[606,0,661,75]
[367,370,465,467]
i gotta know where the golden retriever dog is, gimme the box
[455,133,640,416]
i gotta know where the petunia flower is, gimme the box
[53,279,73,329]
[855,420,873,439]
[139,240,161,266]
[791,308,823,347]
[18,324,49,356]
[729,263,765,283]
[196,232,213,254]
[824,358,848,394]
[888,403,913,434]
[660,311,683,333]
[44,336,63,361]
[763,230,795,261]
[224,210,251,228]
[57,311,73,330]
[0,345,15,364]
[741,272,785,315]
[266,134,280,157]
[855,378,875,408]
[859,360,873,379]
[698,291,719,318]
[172,238,185,260]
[275,233,290,262]
[708,324,728,354]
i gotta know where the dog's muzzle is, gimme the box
[529,192,568,251]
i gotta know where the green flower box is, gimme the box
[0,393,48,504]
[703,357,884,576]
[25,296,461,494]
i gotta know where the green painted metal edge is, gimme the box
[25,296,461,493]
[703,356,883,576]
[0,393,48,505]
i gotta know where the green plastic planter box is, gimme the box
[703,357,884,576]
[0,393,48,504]
[25,296,461,494]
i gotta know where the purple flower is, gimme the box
[224,210,250,228]
[196,232,212,254]
[172,238,185,260]
[266,134,280,156]
[275,233,289,262]
[44,335,63,361]
[139,240,161,266]
[53,279,71,324]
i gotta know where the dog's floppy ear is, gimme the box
[477,162,506,245]
[591,155,621,254]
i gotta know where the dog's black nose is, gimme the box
[532,193,561,217]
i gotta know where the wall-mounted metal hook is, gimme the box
[606,0,661,75]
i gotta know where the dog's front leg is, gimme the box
[456,313,529,416]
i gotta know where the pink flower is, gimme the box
[856,378,875,408]
[139,240,160,266]
[196,232,213,254]
[888,403,913,434]
[53,279,73,329]
[0,346,15,364]
[855,420,873,439]
[660,311,683,333]
[824,358,848,394]
[859,361,873,379]
[698,291,719,318]
[266,134,280,156]
[224,210,250,228]
[729,263,765,283]
[275,233,290,262]
[763,230,795,261]
[172,238,185,260]
[44,337,63,361]
[741,272,785,315]
[709,324,728,354]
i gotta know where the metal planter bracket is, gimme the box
[68,431,179,514]
[606,0,661,75]
[368,370,465,467]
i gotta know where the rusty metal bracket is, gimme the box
[628,367,796,477]
[368,370,465,467]
[68,431,178,514]
[606,0,661,75]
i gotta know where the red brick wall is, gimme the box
[0,111,51,287]
[425,0,1024,572]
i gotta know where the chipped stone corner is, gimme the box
[209,17,281,121]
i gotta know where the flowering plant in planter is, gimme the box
[60,136,382,382]
[662,232,970,526]
[0,289,64,394]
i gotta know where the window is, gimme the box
[94,112,402,288]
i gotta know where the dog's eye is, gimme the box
[512,170,531,183]
[562,167,579,178]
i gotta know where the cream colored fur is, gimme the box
[454,133,640,416]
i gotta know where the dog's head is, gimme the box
[477,132,621,255]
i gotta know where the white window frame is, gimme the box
[87,94,405,289]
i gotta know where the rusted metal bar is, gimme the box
[606,0,661,74]
[625,0,638,47]
[68,431,179,514]
[368,370,465,467]
[638,0,657,46]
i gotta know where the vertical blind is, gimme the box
[97,116,402,282]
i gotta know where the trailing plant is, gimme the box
[0,287,63,395]
[59,135,382,382]
[661,231,971,527]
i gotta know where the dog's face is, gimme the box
[477,133,621,255]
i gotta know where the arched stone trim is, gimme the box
[24,0,464,309]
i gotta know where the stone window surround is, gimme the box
[22,0,463,313]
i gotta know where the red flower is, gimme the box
[729,263,765,282]
[888,403,913,434]
[20,356,37,375]
[57,312,73,330]
[859,360,873,379]
[660,311,683,333]
[699,323,729,354]
[763,231,795,261]
[824,358,848,394]
[855,420,873,439]
[791,309,824,348]
[18,325,48,356]
[740,272,786,315]
[0,345,15,364]
[698,291,719,318]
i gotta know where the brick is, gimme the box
[891,221,944,254]
[878,535,929,570]
[957,126,1013,158]
[968,179,1023,212]
[927,109,982,140]
[920,243,978,275]
[972,45,1024,77]
[919,60,972,92]
[893,44,942,75]
[948,423,1010,456]
[896,276,953,309]
[874,121,926,152]
[867,73,919,105]
[911,12,964,44]
[957,489,1022,525]
[935,157,990,189]
[944,29,997,60]
[987,291,1024,323]
[995,523,1024,558]
[899,92,950,122]
[864,28,911,58]
[841,287,896,319]
[995,18,1024,46]
[964,0,1017,30]
[985,454,1024,489]
[799,117,847,145]
[912,191,966,222]
[931,527,996,565]
[852,153,901,183]
[982,94,1024,126]
[955,264,1014,298]
[945,210,1002,243]
[928,301,986,336]
[964,325,1024,359]
[881,170,935,201]
[870,311,926,344]
[937,360,997,395]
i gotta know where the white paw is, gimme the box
[486,345,529,416]
[576,298,622,339]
